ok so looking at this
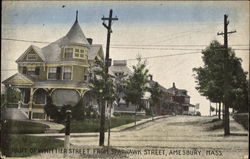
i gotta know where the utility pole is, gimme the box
[99,9,118,146]
[217,14,236,135]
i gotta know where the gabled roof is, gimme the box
[148,80,173,94]
[2,73,34,86]
[16,45,45,63]
[88,44,104,60]
[167,83,190,97]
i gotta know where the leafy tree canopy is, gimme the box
[124,57,149,109]
[193,40,248,112]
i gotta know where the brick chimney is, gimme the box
[173,82,176,88]
[87,38,93,45]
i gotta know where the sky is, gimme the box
[2,1,249,115]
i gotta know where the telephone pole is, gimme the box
[217,14,236,135]
[99,9,118,146]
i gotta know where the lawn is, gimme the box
[233,113,248,130]
[60,114,151,133]
[1,134,64,157]
[2,120,49,134]
[204,118,224,131]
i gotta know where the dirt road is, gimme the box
[37,116,248,159]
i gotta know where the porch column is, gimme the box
[28,88,34,120]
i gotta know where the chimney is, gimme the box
[173,82,176,88]
[87,38,93,45]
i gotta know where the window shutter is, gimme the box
[56,67,61,79]
[35,67,40,75]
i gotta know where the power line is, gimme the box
[125,51,201,61]
[110,47,202,51]
[2,38,50,44]
[111,44,249,47]
[2,37,249,48]
[110,47,249,51]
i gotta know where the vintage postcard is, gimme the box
[1,1,249,159]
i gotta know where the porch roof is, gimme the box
[2,73,34,87]
[2,73,89,90]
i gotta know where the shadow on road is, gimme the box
[230,133,248,136]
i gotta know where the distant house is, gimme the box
[148,77,178,116]
[2,13,104,119]
[149,81,194,116]
[166,83,193,115]
[109,60,146,114]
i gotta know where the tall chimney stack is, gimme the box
[87,38,93,45]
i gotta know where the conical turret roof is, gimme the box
[64,19,90,45]
[36,11,104,62]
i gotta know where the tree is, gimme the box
[6,87,21,104]
[148,82,162,120]
[124,57,149,125]
[193,41,224,119]
[89,60,116,146]
[193,40,248,135]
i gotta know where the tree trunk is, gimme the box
[223,102,230,135]
[218,102,221,120]
[99,100,106,146]
[209,102,211,117]
[215,103,218,116]
[134,105,137,126]
[151,105,154,120]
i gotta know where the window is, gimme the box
[74,49,85,59]
[65,48,73,59]
[27,53,37,60]
[63,66,72,80]
[75,53,79,57]
[23,67,27,74]
[80,54,84,58]
[27,67,36,75]
[48,67,57,79]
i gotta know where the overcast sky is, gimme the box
[2,1,249,115]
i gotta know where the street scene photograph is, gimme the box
[1,1,249,159]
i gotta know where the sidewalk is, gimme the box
[111,115,170,132]
[27,115,170,137]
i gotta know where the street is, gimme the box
[36,116,248,159]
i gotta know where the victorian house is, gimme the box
[2,13,104,119]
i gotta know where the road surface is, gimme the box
[37,116,248,159]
